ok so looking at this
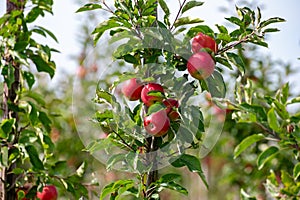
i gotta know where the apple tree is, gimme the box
[77,0,290,199]
[0,0,88,199]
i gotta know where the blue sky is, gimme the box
[1,0,299,85]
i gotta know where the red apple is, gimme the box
[36,185,58,200]
[163,98,179,113]
[187,52,215,80]
[141,83,164,107]
[77,66,87,79]
[163,98,180,120]
[121,78,144,101]
[168,110,180,121]
[144,110,170,137]
[192,32,218,54]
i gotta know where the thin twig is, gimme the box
[170,0,187,31]
[255,122,280,140]
[112,130,136,152]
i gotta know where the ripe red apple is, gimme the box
[141,83,165,107]
[144,110,170,137]
[36,185,58,200]
[121,78,144,101]
[192,32,218,54]
[187,52,215,80]
[163,98,180,120]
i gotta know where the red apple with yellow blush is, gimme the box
[144,110,170,137]
[141,83,165,107]
[122,78,144,101]
[187,52,215,80]
[192,32,218,54]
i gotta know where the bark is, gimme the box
[0,1,24,199]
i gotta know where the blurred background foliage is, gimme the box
[27,0,299,199]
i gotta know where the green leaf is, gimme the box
[0,119,16,138]
[26,7,42,23]
[226,52,245,75]
[100,180,134,200]
[234,134,265,159]
[171,154,208,188]
[92,20,120,45]
[216,24,228,34]
[28,102,38,125]
[95,110,114,122]
[262,28,280,33]
[33,26,58,43]
[12,168,24,175]
[24,91,46,107]
[147,103,166,116]
[293,162,300,180]
[215,56,233,70]
[259,17,285,29]
[0,119,16,139]
[158,0,170,16]
[106,154,126,170]
[23,71,35,89]
[1,146,8,167]
[174,17,204,28]
[30,54,55,78]
[225,16,243,27]
[25,145,44,170]
[123,54,139,65]
[38,111,52,133]
[203,70,226,98]
[1,64,15,88]
[96,89,115,104]
[76,3,102,13]
[158,173,182,183]
[267,108,280,132]
[181,1,204,14]
[257,146,279,170]
[158,181,188,195]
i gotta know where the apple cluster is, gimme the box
[122,79,180,137]
[187,32,218,80]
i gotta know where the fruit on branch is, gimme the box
[187,52,215,80]
[192,32,218,54]
[77,65,87,79]
[163,98,180,120]
[144,110,170,137]
[141,83,165,107]
[122,78,144,101]
[36,185,58,200]
[16,188,29,200]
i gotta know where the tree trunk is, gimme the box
[145,1,159,199]
[0,1,24,199]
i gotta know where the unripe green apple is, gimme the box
[187,52,215,80]
[16,188,29,200]
[144,110,170,137]
[141,83,165,107]
[121,78,144,101]
[192,32,218,54]
[36,185,58,200]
